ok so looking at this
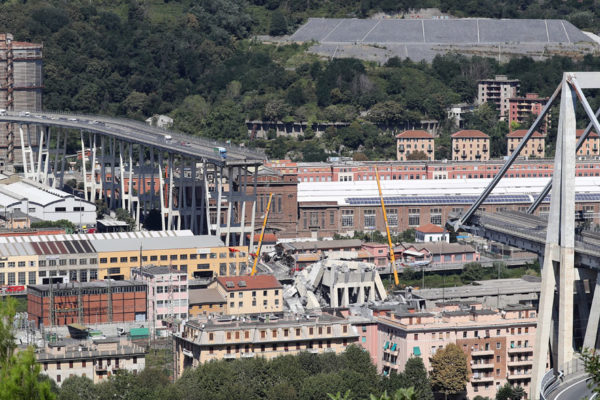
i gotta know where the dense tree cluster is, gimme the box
[51,345,435,400]
[2,1,600,162]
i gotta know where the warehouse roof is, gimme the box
[279,239,363,251]
[189,288,226,305]
[216,275,282,292]
[298,177,600,206]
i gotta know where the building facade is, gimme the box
[0,33,43,166]
[452,130,490,161]
[131,265,188,335]
[577,129,600,157]
[212,275,283,315]
[508,93,550,134]
[27,280,148,328]
[477,75,520,119]
[377,303,537,399]
[0,231,247,289]
[173,313,359,379]
[37,338,146,385]
[396,130,435,161]
[507,130,545,158]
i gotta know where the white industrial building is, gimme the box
[0,179,95,226]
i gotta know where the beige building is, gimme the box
[452,130,490,161]
[212,275,283,315]
[477,75,520,119]
[396,130,435,161]
[507,130,545,158]
[377,303,537,400]
[37,338,146,385]
[188,287,227,318]
[173,313,359,379]
[577,129,600,156]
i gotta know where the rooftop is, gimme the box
[29,280,147,292]
[189,288,226,305]
[216,275,282,292]
[396,130,434,139]
[415,223,445,234]
[413,277,541,300]
[452,130,490,139]
[507,130,545,138]
[297,176,600,206]
[576,129,599,138]
[280,239,363,251]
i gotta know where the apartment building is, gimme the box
[508,93,550,134]
[507,130,545,158]
[477,76,520,119]
[377,303,537,399]
[577,129,600,157]
[173,313,358,379]
[131,265,188,335]
[212,275,283,315]
[395,130,435,161]
[28,280,147,328]
[37,338,146,385]
[452,130,490,161]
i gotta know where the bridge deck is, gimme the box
[0,111,265,164]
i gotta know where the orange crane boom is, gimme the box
[251,193,273,276]
[375,168,399,286]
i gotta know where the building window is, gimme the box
[329,211,335,226]
[341,210,354,228]
[364,209,376,229]
[387,209,398,227]
[18,272,25,285]
[430,208,442,225]
[408,208,420,226]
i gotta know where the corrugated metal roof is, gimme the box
[91,235,224,252]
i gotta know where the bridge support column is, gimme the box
[80,130,89,201]
[583,272,600,349]
[531,74,577,400]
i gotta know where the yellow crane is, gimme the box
[251,193,273,276]
[375,168,399,286]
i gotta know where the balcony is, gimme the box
[427,146,433,153]
[95,364,107,373]
[471,349,495,357]
[471,375,494,383]
[182,348,193,358]
[482,146,488,152]
[508,359,533,367]
[537,146,543,152]
[508,346,533,354]
[223,353,236,359]
[471,363,494,370]
[398,145,405,153]
[241,352,255,358]
[508,372,532,380]
[454,147,460,152]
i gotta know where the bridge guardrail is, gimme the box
[540,369,559,400]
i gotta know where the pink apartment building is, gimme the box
[377,302,537,399]
[131,265,188,336]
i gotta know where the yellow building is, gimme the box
[0,231,248,288]
[94,235,247,281]
[188,288,227,318]
[173,313,359,379]
[396,130,435,161]
[211,275,283,315]
[452,130,490,161]
[577,129,600,157]
[507,130,545,158]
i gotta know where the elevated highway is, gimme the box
[0,111,266,244]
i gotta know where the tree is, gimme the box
[495,383,525,400]
[461,262,485,284]
[403,357,434,400]
[406,151,428,161]
[57,376,98,400]
[0,298,55,400]
[582,348,600,398]
[430,344,469,400]
[115,208,136,231]
[269,10,288,36]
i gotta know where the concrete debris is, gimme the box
[285,259,388,311]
